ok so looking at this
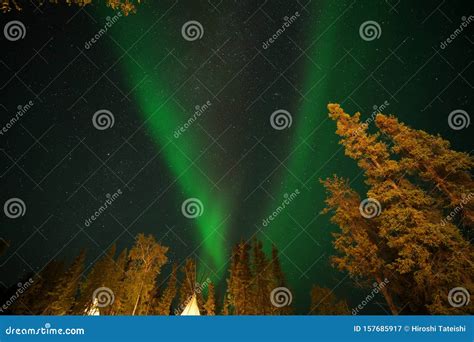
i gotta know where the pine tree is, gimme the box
[153,264,178,315]
[203,282,216,315]
[43,250,86,315]
[74,244,117,314]
[324,104,474,314]
[321,176,399,314]
[309,286,350,315]
[375,114,474,226]
[11,260,65,314]
[252,239,272,314]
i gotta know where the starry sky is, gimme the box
[0,0,472,313]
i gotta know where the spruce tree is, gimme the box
[43,250,86,315]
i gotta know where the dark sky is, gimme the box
[0,0,472,314]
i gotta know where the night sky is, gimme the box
[1,0,472,313]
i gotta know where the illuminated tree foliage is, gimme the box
[1,0,141,15]
[309,286,350,315]
[323,104,474,314]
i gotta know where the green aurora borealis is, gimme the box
[1,0,472,313]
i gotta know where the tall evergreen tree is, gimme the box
[309,286,350,315]
[203,282,216,315]
[375,114,474,226]
[324,104,474,314]
[43,250,86,315]
[153,264,178,315]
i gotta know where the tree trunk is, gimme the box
[375,275,399,315]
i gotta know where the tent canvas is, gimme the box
[180,294,200,316]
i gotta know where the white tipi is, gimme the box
[84,298,100,316]
[180,293,200,316]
